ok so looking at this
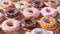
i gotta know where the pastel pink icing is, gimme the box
[23,8,40,18]
[40,7,57,17]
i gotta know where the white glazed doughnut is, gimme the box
[31,28,53,34]
[1,19,20,33]
[14,1,30,10]
[23,8,40,18]
[40,7,57,17]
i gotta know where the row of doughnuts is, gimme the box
[0,0,60,10]
[0,0,60,34]
[0,8,59,34]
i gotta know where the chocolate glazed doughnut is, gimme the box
[5,8,20,19]
[22,18,37,30]
[31,0,47,8]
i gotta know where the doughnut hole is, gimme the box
[8,9,15,14]
[51,1,56,6]
[20,3,24,6]
[44,18,50,24]
[28,10,33,13]
[46,9,50,13]
[9,10,15,14]
[51,1,56,3]
[25,19,32,24]
[3,2,9,5]
[7,22,13,26]
[9,11,14,13]
[36,31,43,34]
[35,1,40,4]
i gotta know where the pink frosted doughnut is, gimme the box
[1,19,20,33]
[40,7,57,17]
[23,8,40,18]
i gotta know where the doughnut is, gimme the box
[57,6,60,13]
[48,0,59,8]
[40,7,57,17]
[31,0,47,8]
[22,18,37,30]
[57,15,60,23]
[38,16,57,30]
[0,1,15,10]
[5,8,20,19]
[23,8,40,18]
[14,1,30,10]
[31,28,52,34]
[1,19,20,33]
[0,1,14,8]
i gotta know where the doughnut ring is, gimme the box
[40,7,57,17]
[31,0,46,8]
[23,8,40,18]
[22,18,37,29]
[38,16,57,30]
[5,8,20,19]
[1,19,20,33]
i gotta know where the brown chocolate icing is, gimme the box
[5,8,20,18]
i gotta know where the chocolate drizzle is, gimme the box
[5,8,20,18]
[31,0,47,8]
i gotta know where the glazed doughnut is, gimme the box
[0,1,12,8]
[38,16,57,30]
[0,1,15,10]
[14,1,30,10]
[31,0,47,8]
[40,7,57,17]
[31,28,53,34]
[57,6,60,13]
[1,19,20,33]
[5,8,20,19]
[23,8,40,18]
[22,18,37,30]
[57,15,60,23]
